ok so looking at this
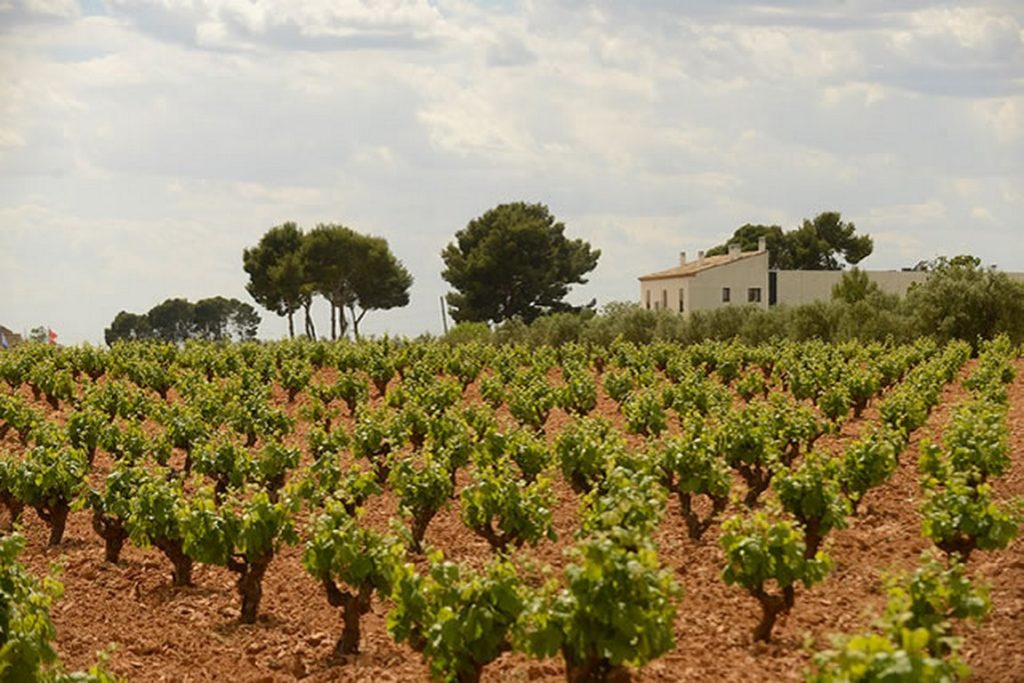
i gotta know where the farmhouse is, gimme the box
[638,241,1024,316]
[638,239,769,315]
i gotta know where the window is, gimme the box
[645,290,651,310]
[748,287,762,303]
[662,290,668,309]
[722,287,731,303]
[678,288,685,313]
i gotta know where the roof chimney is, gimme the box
[679,251,687,266]
[758,236,767,252]
[728,242,741,259]
[697,250,705,264]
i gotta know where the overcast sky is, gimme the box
[1,0,1022,344]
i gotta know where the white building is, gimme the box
[638,239,769,316]
[638,241,1024,316]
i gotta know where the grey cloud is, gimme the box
[104,0,444,53]
[2,0,1023,344]
[868,63,1024,98]
[0,0,78,33]
[486,35,536,67]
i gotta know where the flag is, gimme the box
[0,332,7,349]
[48,328,58,345]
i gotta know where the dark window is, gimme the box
[662,290,668,309]
[645,290,651,310]
[722,287,731,303]
[678,288,685,313]
[748,287,762,303]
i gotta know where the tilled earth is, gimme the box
[6,359,1024,682]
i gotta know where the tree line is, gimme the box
[98,206,878,345]
[442,255,1024,350]
[241,206,875,340]
[104,297,260,345]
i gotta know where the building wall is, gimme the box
[640,276,689,314]
[774,270,929,306]
[639,252,769,316]
[689,252,769,313]
[641,254,1024,315]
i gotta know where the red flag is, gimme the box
[48,328,58,345]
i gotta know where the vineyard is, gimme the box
[1,337,1022,682]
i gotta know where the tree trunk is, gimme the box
[348,305,361,341]
[303,301,317,340]
[475,522,511,553]
[803,518,823,558]
[235,555,272,624]
[287,312,295,339]
[938,535,976,564]
[370,454,391,485]
[752,589,789,643]
[330,302,337,341]
[1,495,24,531]
[410,512,435,554]
[457,663,485,683]
[92,510,129,563]
[677,491,726,541]
[740,466,773,507]
[324,579,374,656]
[852,399,867,418]
[156,537,193,586]
[562,647,630,682]
[37,503,70,546]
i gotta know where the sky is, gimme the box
[1,0,1022,345]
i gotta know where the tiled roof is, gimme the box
[638,250,764,281]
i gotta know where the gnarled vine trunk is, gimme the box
[562,647,631,682]
[232,554,272,624]
[155,537,193,586]
[751,586,794,643]
[677,490,727,541]
[36,502,70,546]
[1,494,24,531]
[323,577,374,656]
[92,510,129,563]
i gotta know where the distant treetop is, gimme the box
[708,211,872,270]
[441,202,600,324]
[242,222,412,341]
[104,296,259,345]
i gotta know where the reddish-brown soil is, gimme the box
[5,359,1024,682]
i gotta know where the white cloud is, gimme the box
[16,0,79,18]
[971,206,995,222]
[232,181,326,206]
[871,231,925,261]
[1,0,1022,342]
[821,82,886,108]
[867,200,948,226]
[0,128,26,147]
[974,98,1023,143]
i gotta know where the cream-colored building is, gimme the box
[639,242,1024,315]
[638,240,770,315]
[771,269,929,306]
